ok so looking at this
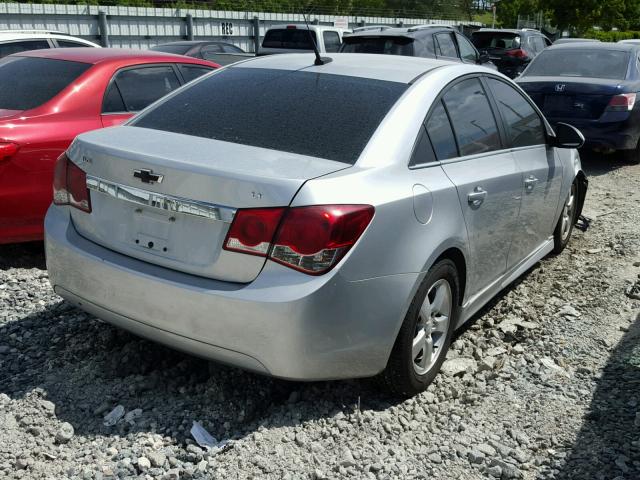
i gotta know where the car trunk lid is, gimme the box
[68,126,349,283]
[517,76,629,120]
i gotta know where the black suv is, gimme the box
[340,25,494,68]
[471,29,551,78]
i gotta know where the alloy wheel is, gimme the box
[412,279,452,375]
[561,184,576,242]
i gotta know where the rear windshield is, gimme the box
[523,49,629,79]
[0,56,90,111]
[472,32,521,50]
[150,44,192,55]
[262,29,317,49]
[133,67,408,164]
[340,37,414,55]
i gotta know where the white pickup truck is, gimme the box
[257,25,349,56]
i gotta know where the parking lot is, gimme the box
[1,151,638,479]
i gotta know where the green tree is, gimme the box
[495,0,541,28]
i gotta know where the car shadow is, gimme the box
[579,149,634,178]
[0,241,46,270]
[546,311,640,479]
[0,299,403,446]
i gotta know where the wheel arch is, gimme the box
[433,247,467,307]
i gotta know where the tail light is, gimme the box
[53,153,91,213]
[224,207,286,256]
[505,48,528,59]
[607,93,636,112]
[223,204,374,275]
[0,142,18,161]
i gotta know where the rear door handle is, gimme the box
[467,186,487,207]
[524,175,539,191]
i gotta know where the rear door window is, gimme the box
[409,126,437,166]
[201,44,223,60]
[323,31,342,52]
[443,77,501,156]
[222,44,243,53]
[436,33,458,58]
[456,34,478,62]
[0,56,90,110]
[487,78,545,147]
[55,40,90,48]
[178,64,213,83]
[425,100,458,160]
[106,65,181,113]
[0,40,50,58]
[133,67,408,164]
[262,29,317,50]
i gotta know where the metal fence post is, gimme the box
[186,13,194,40]
[98,10,109,47]
[252,16,260,53]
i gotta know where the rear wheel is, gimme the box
[379,259,459,397]
[624,141,640,164]
[553,180,577,254]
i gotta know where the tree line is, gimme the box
[496,0,640,34]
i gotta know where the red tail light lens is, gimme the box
[224,207,286,256]
[270,205,374,274]
[223,204,375,275]
[506,48,528,59]
[607,93,636,112]
[53,153,91,213]
[0,142,18,161]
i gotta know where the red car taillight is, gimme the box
[223,204,374,275]
[0,142,19,161]
[53,153,91,213]
[607,93,636,112]
[505,48,528,59]
[224,207,286,256]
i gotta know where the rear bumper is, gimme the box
[548,115,640,151]
[45,205,417,380]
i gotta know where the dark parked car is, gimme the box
[517,43,640,163]
[340,25,495,68]
[150,41,253,66]
[471,28,551,78]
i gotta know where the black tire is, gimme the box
[624,141,640,164]
[553,180,577,254]
[378,259,459,397]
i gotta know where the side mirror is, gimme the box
[478,52,490,64]
[552,122,585,149]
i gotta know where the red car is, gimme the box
[0,48,218,244]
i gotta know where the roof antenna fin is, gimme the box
[302,10,332,66]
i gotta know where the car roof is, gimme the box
[153,40,235,47]
[233,52,457,83]
[474,29,545,36]
[0,30,100,45]
[265,24,342,31]
[11,47,214,65]
[344,25,454,39]
[545,42,638,52]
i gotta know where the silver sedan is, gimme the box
[45,53,588,396]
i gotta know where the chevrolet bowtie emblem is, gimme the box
[133,169,164,184]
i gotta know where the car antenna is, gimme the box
[302,9,332,66]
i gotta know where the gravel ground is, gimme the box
[1,155,639,480]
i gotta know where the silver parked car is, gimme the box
[45,53,588,396]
